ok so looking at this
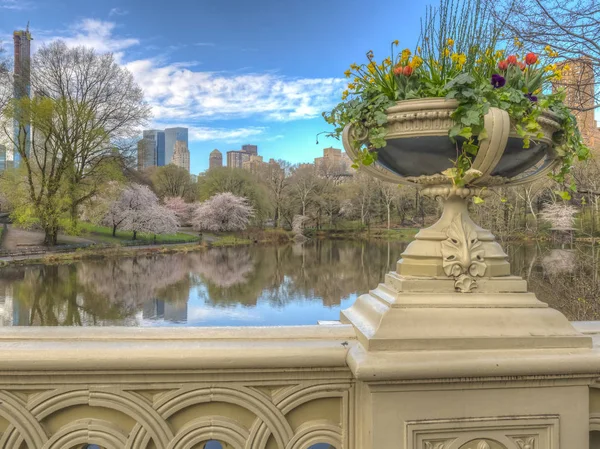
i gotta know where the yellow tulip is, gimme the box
[344,69,351,78]
[341,90,349,100]
[447,38,454,47]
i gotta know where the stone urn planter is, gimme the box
[342,97,563,293]
[343,97,562,188]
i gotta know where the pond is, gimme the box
[0,239,598,327]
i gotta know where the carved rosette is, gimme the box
[441,214,486,292]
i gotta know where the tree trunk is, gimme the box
[133,230,137,240]
[112,225,117,237]
[43,225,58,246]
[387,203,391,230]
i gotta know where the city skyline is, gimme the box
[0,0,431,174]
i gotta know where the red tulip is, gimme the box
[403,65,413,76]
[525,52,538,65]
[518,62,526,70]
[393,66,403,75]
[498,60,508,71]
[506,55,518,65]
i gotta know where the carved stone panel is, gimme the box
[406,415,558,449]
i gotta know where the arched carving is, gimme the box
[166,417,248,449]
[0,391,48,449]
[41,419,128,449]
[285,420,342,449]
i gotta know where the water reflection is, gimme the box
[0,240,403,327]
[1,240,599,326]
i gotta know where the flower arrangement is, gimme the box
[323,0,589,196]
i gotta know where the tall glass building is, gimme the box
[164,127,188,165]
[141,130,166,167]
[0,145,6,171]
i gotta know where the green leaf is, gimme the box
[473,196,484,204]
[477,127,488,141]
[556,190,572,201]
[458,127,472,139]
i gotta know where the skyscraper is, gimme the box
[164,127,188,165]
[137,138,156,171]
[172,140,190,172]
[13,25,32,167]
[143,130,166,166]
[209,149,223,169]
[241,144,258,156]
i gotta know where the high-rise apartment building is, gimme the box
[209,149,223,169]
[137,138,156,171]
[165,127,188,165]
[172,140,190,172]
[241,144,258,156]
[227,150,251,169]
[13,25,32,167]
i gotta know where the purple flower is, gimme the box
[491,74,506,88]
[525,92,538,102]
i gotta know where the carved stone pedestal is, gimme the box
[341,192,600,449]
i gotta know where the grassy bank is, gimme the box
[78,222,199,245]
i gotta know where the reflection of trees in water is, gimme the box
[2,240,407,325]
[6,254,193,325]
[10,265,132,325]
[509,243,600,321]
[195,240,405,309]
[77,255,191,312]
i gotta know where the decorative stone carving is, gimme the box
[441,214,486,292]
[424,440,453,449]
[458,439,507,449]
[513,436,535,449]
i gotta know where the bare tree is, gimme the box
[290,165,319,217]
[258,159,291,227]
[491,0,600,112]
[0,43,11,115]
[192,192,254,232]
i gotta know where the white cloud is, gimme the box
[0,0,33,10]
[29,17,346,141]
[194,42,215,47]
[151,124,266,143]
[44,19,139,55]
[109,7,128,16]
[125,58,345,122]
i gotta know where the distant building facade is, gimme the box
[242,155,265,173]
[172,140,190,172]
[314,147,353,181]
[241,144,258,156]
[164,127,188,166]
[0,145,6,172]
[13,25,32,167]
[209,149,223,169]
[137,127,187,171]
[558,58,600,154]
[227,150,251,169]
[137,138,156,171]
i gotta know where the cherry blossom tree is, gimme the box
[103,184,178,239]
[192,192,254,232]
[539,202,579,230]
[164,196,193,226]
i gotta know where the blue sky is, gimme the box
[0,0,429,173]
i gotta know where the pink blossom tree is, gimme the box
[192,192,254,232]
[164,196,193,226]
[103,184,178,239]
